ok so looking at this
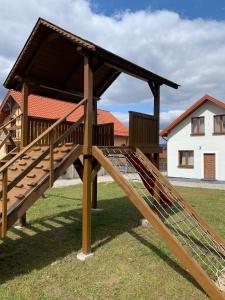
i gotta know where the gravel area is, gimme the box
[54,174,225,190]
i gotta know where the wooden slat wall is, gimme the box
[129,111,158,149]
[27,117,114,146]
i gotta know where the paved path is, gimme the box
[54,175,225,190]
[168,177,225,190]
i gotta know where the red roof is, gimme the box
[160,94,225,137]
[0,90,128,137]
[159,149,167,159]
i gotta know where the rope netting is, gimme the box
[101,147,225,290]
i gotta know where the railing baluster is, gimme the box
[1,169,8,237]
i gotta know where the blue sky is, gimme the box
[91,0,225,20]
[1,0,225,128]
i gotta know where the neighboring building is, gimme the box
[161,94,225,181]
[0,90,129,158]
[159,146,167,173]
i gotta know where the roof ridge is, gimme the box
[160,94,225,137]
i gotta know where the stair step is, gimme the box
[65,142,73,147]
[43,168,49,172]
[54,157,62,162]
[60,148,70,153]
[34,147,41,151]
[43,156,50,161]
[31,156,40,161]
[15,194,24,200]
[53,149,59,154]
[16,183,24,188]
[23,155,30,160]
[34,165,43,169]
[27,181,38,187]
[18,161,27,166]
[9,166,18,171]
[27,174,36,179]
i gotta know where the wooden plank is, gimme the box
[92,146,224,300]
[82,54,93,255]
[21,82,29,148]
[20,82,29,226]
[1,169,8,237]
[73,158,83,179]
[92,98,98,209]
[49,130,54,187]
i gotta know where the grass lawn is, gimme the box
[0,182,224,300]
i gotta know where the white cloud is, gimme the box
[1,0,225,128]
[112,111,129,126]
[160,110,184,129]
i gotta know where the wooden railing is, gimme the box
[0,113,22,152]
[129,111,159,153]
[28,117,114,146]
[0,97,87,237]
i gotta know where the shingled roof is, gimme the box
[4,18,178,103]
[0,90,128,137]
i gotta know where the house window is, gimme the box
[178,150,194,168]
[191,117,205,135]
[214,115,225,134]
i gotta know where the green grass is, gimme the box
[0,182,224,300]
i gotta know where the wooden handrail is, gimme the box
[0,113,22,131]
[0,97,87,174]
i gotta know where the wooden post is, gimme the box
[148,82,160,204]
[82,54,93,256]
[20,82,29,227]
[153,83,160,169]
[92,98,98,209]
[21,82,29,149]
[49,129,55,187]
[1,169,8,237]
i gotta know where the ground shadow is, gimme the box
[0,194,203,293]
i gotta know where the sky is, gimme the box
[1,0,225,129]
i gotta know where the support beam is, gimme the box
[95,71,121,97]
[148,81,160,169]
[92,98,98,209]
[73,158,83,179]
[81,54,93,256]
[20,82,29,227]
[21,82,29,148]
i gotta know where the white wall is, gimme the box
[167,101,225,180]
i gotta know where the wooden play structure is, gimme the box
[0,18,224,300]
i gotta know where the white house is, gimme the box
[161,94,225,181]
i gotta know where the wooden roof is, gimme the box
[4,18,179,103]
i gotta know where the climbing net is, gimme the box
[102,147,225,290]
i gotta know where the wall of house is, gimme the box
[114,135,128,146]
[167,101,225,180]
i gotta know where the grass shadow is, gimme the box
[0,195,204,294]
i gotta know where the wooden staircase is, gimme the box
[0,97,86,238]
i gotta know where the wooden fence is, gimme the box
[129,111,159,153]
[28,117,114,146]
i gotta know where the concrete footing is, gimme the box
[91,208,104,215]
[14,224,23,230]
[140,218,152,228]
[77,252,94,261]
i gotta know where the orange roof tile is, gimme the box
[160,94,225,137]
[0,90,128,137]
